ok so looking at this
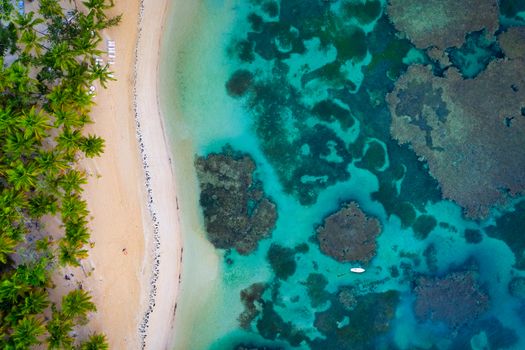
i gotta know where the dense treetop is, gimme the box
[0,0,120,348]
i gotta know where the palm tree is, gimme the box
[11,315,45,348]
[35,149,69,178]
[19,290,50,316]
[29,193,58,218]
[6,161,41,192]
[88,62,114,88]
[0,188,27,225]
[3,132,38,158]
[38,0,64,19]
[56,127,83,155]
[52,108,85,129]
[14,258,51,288]
[45,42,77,72]
[80,334,108,350]
[80,134,104,158]
[0,1,14,21]
[0,235,17,264]
[82,0,111,21]
[46,308,74,350]
[58,240,88,267]
[64,218,90,246]
[13,12,45,39]
[20,28,44,57]
[60,193,89,223]
[61,289,96,321]
[0,278,27,305]
[18,106,51,141]
[59,170,87,194]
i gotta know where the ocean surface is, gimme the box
[162,1,525,349]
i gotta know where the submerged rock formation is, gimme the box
[387,0,499,49]
[414,271,489,328]
[388,59,525,218]
[486,200,525,270]
[499,27,525,60]
[195,147,277,254]
[313,289,399,349]
[316,202,381,264]
[239,282,267,329]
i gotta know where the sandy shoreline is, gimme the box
[52,0,182,348]
[133,0,182,348]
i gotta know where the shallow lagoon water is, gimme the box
[165,1,525,349]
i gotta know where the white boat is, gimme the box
[350,267,366,274]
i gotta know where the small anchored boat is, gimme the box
[350,267,366,274]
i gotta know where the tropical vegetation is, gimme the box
[0,0,120,347]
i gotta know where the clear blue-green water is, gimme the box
[169,1,525,349]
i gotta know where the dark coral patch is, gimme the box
[464,229,483,244]
[239,282,267,328]
[262,1,279,18]
[312,289,399,349]
[304,273,330,308]
[412,215,437,240]
[195,147,277,254]
[267,244,297,280]
[356,140,387,172]
[226,69,254,98]
[500,0,525,20]
[256,301,308,347]
[342,0,382,24]
[387,0,499,49]
[414,270,490,328]
[317,202,382,264]
[486,200,525,270]
[447,29,503,79]
[311,99,354,130]
[389,60,525,218]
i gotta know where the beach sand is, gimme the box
[49,0,182,348]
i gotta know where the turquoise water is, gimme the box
[169,1,525,349]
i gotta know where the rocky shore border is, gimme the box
[133,1,164,348]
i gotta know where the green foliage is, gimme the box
[0,0,115,348]
[80,334,109,350]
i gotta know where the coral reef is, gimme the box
[499,27,525,60]
[414,271,490,328]
[266,244,297,280]
[234,343,284,350]
[235,345,283,350]
[446,29,503,79]
[412,215,437,240]
[256,301,308,347]
[239,283,267,329]
[464,229,483,244]
[312,289,399,349]
[508,277,525,299]
[388,59,525,218]
[226,69,254,98]
[387,0,499,49]
[304,273,330,308]
[486,201,525,270]
[195,147,277,254]
[450,317,518,349]
[316,202,382,264]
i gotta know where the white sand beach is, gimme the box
[50,0,184,348]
